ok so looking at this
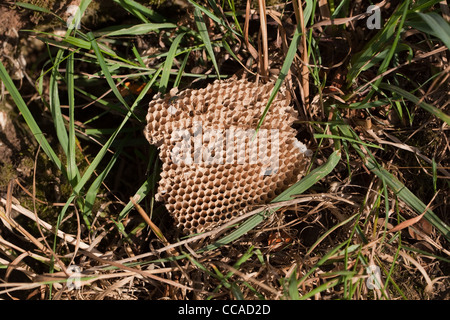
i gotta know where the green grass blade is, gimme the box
[64,35,92,50]
[188,0,240,38]
[378,83,450,125]
[118,164,160,221]
[66,51,81,185]
[49,50,69,157]
[255,25,302,132]
[288,269,301,300]
[296,241,348,287]
[30,30,116,57]
[306,213,359,256]
[411,0,442,11]
[338,124,450,241]
[0,61,63,171]
[174,50,191,88]
[57,74,156,229]
[300,278,341,300]
[29,31,92,51]
[314,134,383,149]
[274,150,341,202]
[194,8,220,78]
[68,0,92,31]
[79,82,153,193]
[159,33,185,94]
[51,76,156,260]
[408,12,450,51]
[376,1,409,76]
[303,0,314,26]
[14,1,62,20]
[222,38,252,72]
[210,246,256,299]
[432,158,437,193]
[87,32,132,114]
[366,156,450,241]
[187,0,221,25]
[103,23,176,36]
[354,43,412,75]
[363,0,410,102]
[230,283,245,300]
[84,138,126,218]
[224,0,244,35]
[347,2,407,84]
[112,0,165,23]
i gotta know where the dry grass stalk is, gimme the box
[257,0,269,80]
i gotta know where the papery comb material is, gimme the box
[145,78,310,234]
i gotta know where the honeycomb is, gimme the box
[145,78,310,234]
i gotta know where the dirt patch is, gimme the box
[0,110,23,173]
[0,4,50,192]
[0,5,27,80]
[0,105,36,187]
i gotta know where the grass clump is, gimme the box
[0,0,448,300]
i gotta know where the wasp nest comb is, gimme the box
[145,78,310,234]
